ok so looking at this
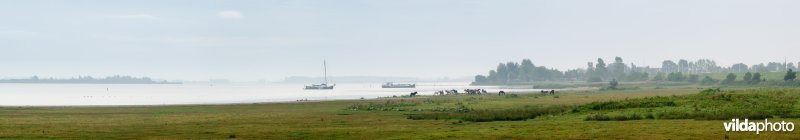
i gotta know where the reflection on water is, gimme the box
[0,83,544,106]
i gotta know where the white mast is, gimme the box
[323,60,328,85]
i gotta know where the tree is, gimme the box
[752,72,762,84]
[695,59,719,73]
[564,69,585,81]
[722,73,736,84]
[701,76,715,85]
[479,60,567,83]
[506,62,520,82]
[667,72,685,81]
[662,60,678,72]
[687,74,700,83]
[495,63,508,82]
[609,57,627,79]
[487,70,497,82]
[768,62,783,72]
[785,69,797,81]
[640,72,649,81]
[731,63,748,73]
[743,72,752,83]
[752,63,768,72]
[474,75,488,83]
[595,58,607,79]
[521,59,535,82]
[678,59,689,73]
[652,73,665,81]
[609,78,619,89]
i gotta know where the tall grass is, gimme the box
[346,100,421,111]
[406,105,571,122]
[579,96,676,110]
[584,88,800,121]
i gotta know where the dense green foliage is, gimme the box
[473,58,800,86]
[473,59,570,83]
[786,69,797,81]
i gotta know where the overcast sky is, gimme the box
[1,0,798,81]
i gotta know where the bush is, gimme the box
[700,76,716,85]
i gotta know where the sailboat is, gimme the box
[304,60,335,90]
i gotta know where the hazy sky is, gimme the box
[1,0,799,81]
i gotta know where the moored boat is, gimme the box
[305,60,335,90]
[381,82,415,88]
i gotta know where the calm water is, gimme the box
[0,82,543,106]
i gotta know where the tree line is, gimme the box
[473,57,800,84]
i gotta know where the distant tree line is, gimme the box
[0,75,181,84]
[474,57,800,84]
[473,59,571,83]
[695,70,797,86]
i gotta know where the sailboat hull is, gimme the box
[304,86,334,90]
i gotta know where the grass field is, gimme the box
[2,86,800,139]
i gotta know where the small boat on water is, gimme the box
[305,83,334,90]
[381,82,415,88]
[305,60,335,90]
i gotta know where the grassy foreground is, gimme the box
[2,87,800,139]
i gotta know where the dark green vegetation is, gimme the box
[472,57,799,87]
[0,75,181,84]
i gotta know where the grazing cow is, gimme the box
[465,89,481,95]
[498,90,506,96]
[550,90,555,95]
[434,91,445,96]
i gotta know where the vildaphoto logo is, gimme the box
[724,118,795,134]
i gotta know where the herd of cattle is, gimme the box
[431,89,488,96]
[408,89,557,97]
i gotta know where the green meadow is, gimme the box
[3,83,800,139]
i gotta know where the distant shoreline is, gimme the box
[0,75,181,84]
[0,82,182,84]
